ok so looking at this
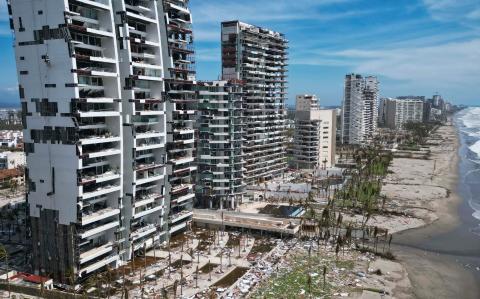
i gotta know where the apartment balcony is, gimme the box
[169,44,194,55]
[72,0,110,11]
[134,101,165,116]
[171,183,193,195]
[136,137,165,151]
[124,0,153,14]
[81,183,121,200]
[131,51,156,60]
[81,140,121,158]
[77,194,108,211]
[132,68,163,82]
[83,147,121,159]
[135,130,163,140]
[78,120,109,130]
[130,224,156,241]
[134,193,163,209]
[79,242,114,265]
[74,48,116,65]
[130,36,160,49]
[173,165,196,176]
[80,169,120,184]
[79,220,119,239]
[68,22,113,38]
[169,222,187,234]
[173,128,194,135]
[75,66,118,78]
[81,207,120,226]
[135,109,164,116]
[169,210,193,224]
[133,205,163,220]
[133,116,160,126]
[169,156,194,165]
[132,233,164,252]
[77,82,104,93]
[79,134,121,146]
[135,162,164,172]
[78,254,119,277]
[132,61,162,72]
[136,168,165,185]
[172,192,194,205]
[126,10,157,24]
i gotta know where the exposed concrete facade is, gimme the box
[221,21,288,185]
[161,0,197,236]
[196,80,246,210]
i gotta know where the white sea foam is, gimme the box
[468,199,480,222]
[460,107,480,129]
[473,211,480,221]
[469,140,480,158]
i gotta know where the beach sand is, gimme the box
[386,123,479,298]
[343,122,480,298]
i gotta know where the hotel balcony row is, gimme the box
[66,2,115,38]
[169,209,193,224]
[135,166,166,185]
[124,0,158,24]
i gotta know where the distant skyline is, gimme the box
[0,0,479,107]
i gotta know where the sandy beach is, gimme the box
[380,122,480,298]
[337,121,480,298]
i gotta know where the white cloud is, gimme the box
[332,39,480,89]
[2,86,18,94]
[190,0,378,42]
[423,0,480,28]
[192,0,352,24]
[0,2,9,22]
[467,9,480,20]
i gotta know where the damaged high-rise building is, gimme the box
[8,0,196,282]
[221,21,288,185]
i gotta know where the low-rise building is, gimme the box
[292,95,336,169]
[0,168,24,189]
[0,131,22,148]
[1,271,53,290]
[0,151,25,169]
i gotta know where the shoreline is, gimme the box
[388,119,480,298]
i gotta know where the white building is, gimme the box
[0,130,23,148]
[0,151,25,169]
[292,95,336,169]
[8,0,194,282]
[380,98,424,129]
[341,74,379,145]
[221,21,288,185]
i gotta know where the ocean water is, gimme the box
[457,107,480,228]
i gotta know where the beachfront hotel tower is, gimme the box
[379,97,425,129]
[196,80,246,210]
[161,0,196,236]
[8,0,196,282]
[292,95,337,169]
[341,74,379,145]
[221,21,288,185]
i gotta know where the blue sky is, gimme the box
[0,0,479,107]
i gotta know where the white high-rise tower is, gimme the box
[341,74,379,145]
[8,0,195,282]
